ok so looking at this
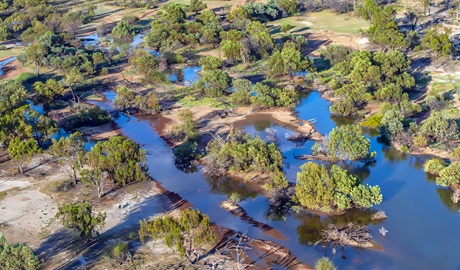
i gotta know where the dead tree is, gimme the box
[220,232,253,270]
[315,223,372,249]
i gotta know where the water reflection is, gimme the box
[295,209,385,246]
[204,174,260,202]
[436,188,460,212]
[168,66,201,85]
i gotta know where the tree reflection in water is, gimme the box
[436,188,460,212]
[203,174,260,202]
[295,208,385,246]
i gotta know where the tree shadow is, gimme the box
[37,189,186,269]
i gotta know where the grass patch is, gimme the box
[442,107,460,119]
[178,95,229,108]
[267,10,369,35]
[0,46,23,59]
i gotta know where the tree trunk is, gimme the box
[18,162,23,174]
[71,167,77,186]
[35,64,40,76]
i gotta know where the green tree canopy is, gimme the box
[7,137,40,174]
[190,0,207,13]
[295,162,382,213]
[198,55,222,71]
[56,202,106,240]
[130,49,166,84]
[421,27,452,58]
[205,130,287,190]
[0,234,40,270]
[111,20,135,41]
[139,208,216,264]
[313,125,374,162]
[33,79,65,107]
[196,69,232,97]
[50,132,85,185]
[0,80,27,114]
[421,112,458,143]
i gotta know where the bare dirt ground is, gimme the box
[0,59,24,80]
[158,105,323,146]
[306,30,369,56]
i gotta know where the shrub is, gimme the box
[295,163,382,212]
[424,158,446,175]
[0,234,40,270]
[100,67,109,75]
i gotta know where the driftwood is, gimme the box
[315,223,372,249]
[294,154,331,162]
[285,130,313,142]
[371,211,387,220]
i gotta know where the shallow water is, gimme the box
[168,66,202,86]
[86,66,460,269]
[0,57,16,76]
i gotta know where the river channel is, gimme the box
[85,66,460,269]
[15,33,460,269]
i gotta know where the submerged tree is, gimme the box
[204,129,288,190]
[170,109,198,142]
[56,201,106,240]
[139,208,216,264]
[295,163,382,213]
[313,125,374,162]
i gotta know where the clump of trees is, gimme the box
[139,208,215,264]
[50,135,147,198]
[358,0,409,50]
[146,4,223,52]
[424,158,460,202]
[170,109,198,142]
[81,136,147,198]
[318,49,416,117]
[295,162,382,213]
[250,83,298,108]
[0,80,57,173]
[56,202,106,240]
[115,86,161,113]
[7,137,41,174]
[268,41,314,77]
[421,26,452,58]
[0,234,40,270]
[66,106,111,129]
[129,49,166,84]
[313,125,375,162]
[50,132,85,185]
[204,129,288,190]
[33,79,65,108]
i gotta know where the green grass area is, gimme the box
[428,74,460,96]
[267,10,369,35]
[178,95,230,108]
[0,46,24,59]
[442,107,460,118]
